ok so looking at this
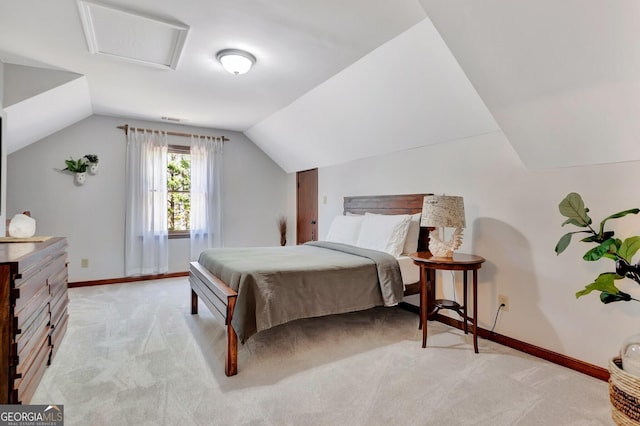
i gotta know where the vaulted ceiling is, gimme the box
[1,1,638,172]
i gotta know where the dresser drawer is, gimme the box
[50,292,68,331]
[14,305,49,360]
[48,262,67,297]
[15,243,67,285]
[13,337,49,404]
[14,266,49,314]
[15,319,49,377]
[49,313,68,364]
[14,285,49,333]
[14,253,64,313]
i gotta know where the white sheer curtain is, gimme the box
[190,135,223,260]
[124,129,169,276]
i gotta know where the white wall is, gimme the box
[7,114,289,281]
[317,130,640,369]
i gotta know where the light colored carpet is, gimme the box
[32,278,612,425]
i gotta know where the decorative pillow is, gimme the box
[325,215,364,245]
[355,213,412,257]
[402,213,422,254]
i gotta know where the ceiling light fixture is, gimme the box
[216,49,256,75]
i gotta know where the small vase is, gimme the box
[88,162,99,175]
[621,333,640,377]
[75,172,86,185]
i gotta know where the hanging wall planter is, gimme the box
[63,157,89,185]
[75,172,87,185]
[84,154,99,175]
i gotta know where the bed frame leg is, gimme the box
[225,327,238,376]
[191,289,198,314]
[225,297,238,376]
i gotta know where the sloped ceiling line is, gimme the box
[246,17,500,173]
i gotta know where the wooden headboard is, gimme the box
[343,193,432,252]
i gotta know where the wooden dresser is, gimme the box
[0,237,69,404]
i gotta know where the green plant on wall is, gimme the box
[83,154,99,163]
[62,157,88,173]
[555,192,640,304]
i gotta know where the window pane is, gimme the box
[168,153,191,191]
[167,151,191,231]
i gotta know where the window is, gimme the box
[167,145,191,238]
[126,129,223,272]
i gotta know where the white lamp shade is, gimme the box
[217,49,256,75]
[421,195,466,228]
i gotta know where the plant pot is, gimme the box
[88,162,99,174]
[609,357,640,424]
[75,172,86,185]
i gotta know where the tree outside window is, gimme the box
[168,146,191,237]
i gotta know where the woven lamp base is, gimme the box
[609,357,640,425]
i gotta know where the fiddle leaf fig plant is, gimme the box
[555,192,640,304]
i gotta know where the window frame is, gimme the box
[167,144,191,239]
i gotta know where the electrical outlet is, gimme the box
[81,258,89,268]
[498,294,509,312]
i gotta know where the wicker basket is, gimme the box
[609,357,640,425]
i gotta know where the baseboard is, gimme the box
[68,271,189,288]
[398,302,609,382]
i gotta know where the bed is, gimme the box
[189,193,433,376]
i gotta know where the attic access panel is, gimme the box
[77,0,189,70]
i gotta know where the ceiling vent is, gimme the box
[77,0,189,70]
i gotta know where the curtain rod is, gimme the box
[117,125,230,142]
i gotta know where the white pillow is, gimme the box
[325,215,364,245]
[355,213,411,257]
[402,213,422,254]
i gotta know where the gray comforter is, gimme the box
[197,241,404,343]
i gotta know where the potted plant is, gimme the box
[555,192,640,422]
[63,157,89,185]
[83,154,99,174]
[555,192,640,304]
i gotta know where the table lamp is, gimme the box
[421,195,466,258]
